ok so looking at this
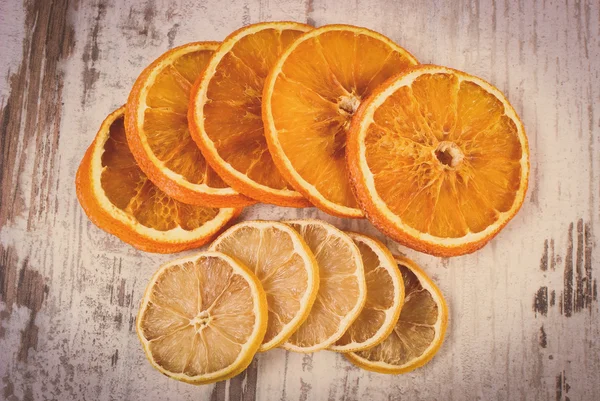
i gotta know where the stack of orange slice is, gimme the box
[126,42,255,208]
[76,21,527,257]
[262,25,418,218]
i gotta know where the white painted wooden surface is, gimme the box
[0,0,598,400]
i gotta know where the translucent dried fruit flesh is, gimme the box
[269,29,417,210]
[144,48,228,188]
[101,116,219,231]
[138,255,259,377]
[334,237,402,349]
[210,223,316,348]
[284,221,364,350]
[353,263,438,365]
[203,27,310,191]
[365,73,523,238]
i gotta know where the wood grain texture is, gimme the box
[0,0,598,400]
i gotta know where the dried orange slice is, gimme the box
[282,219,366,352]
[126,42,255,208]
[136,251,268,384]
[76,108,239,253]
[263,24,418,218]
[347,65,530,256]
[330,233,404,352]
[345,255,448,374]
[190,22,312,207]
[209,221,319,351]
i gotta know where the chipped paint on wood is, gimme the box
[539,325,547,348]
[534,286,548,317]
[0,0,599,400]
[533,219,596,320]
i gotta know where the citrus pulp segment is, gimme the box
[190,22,313,207]
[136,251,268,384]
[125,42,255,208]
[263,24,418,218]
[330,233,404,352]
[282,219,367,352]
[208,220,319,351]
[75,107,240,253]
[347,65,529,256]
[345,255,448,374]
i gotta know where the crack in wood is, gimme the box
[0,245,48,362]
[81,0,107,106]
[306,0,315,26]
[228,358,259,401]
[0,0,75,230]
[210,380,226,401]
[556,370,571,401]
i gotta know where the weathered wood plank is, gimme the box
[0,0,598,400]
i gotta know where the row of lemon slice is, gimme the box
[136,219,448,384]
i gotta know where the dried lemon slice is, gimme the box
[136,251,267,384]
[346,255,448,374]
[209,221,319,351]
[282,219,366,352]
[330,233,404,352]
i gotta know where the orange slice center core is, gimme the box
[434,141,464,169]
[338,93,361,116]
[333,92,362,158]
